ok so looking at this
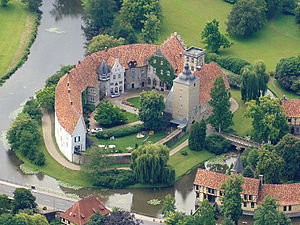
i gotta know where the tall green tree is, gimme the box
[241,66,259,101]
[22,0,42,12]
[209,75,233,132]
[87,34,125,54]
[264,0,282,18]
[23,98,42,122]
[254,60,269,96]
[139,90,165,130]
[221,175,244,225]
[12,188,37,214]
[87,212,105,225]
[227,0,267,37]
[245,96,289,144]
[165,211,195,225]
[195,199,215,225]
[1,0,9,7]
[45,65,73,87]
[160,194,176,218]
[141,12,160,43]
[254,195,292,225]
[36,85,56,110]
[131,143,175,185]
[0,195,11,214]
[189,120,206,151]
[274,134,300,180]
[243,165,254,178]
[16,213,49,225]
[201,18,232,53]
[255,145,284,184]
[296,6,300,24]
[0,214,27,225]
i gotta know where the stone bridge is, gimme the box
[219,132,262,150]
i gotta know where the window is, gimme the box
[288,118,291,122]
[249,195,253,200]
[186,56,189,62]
[208,188,211,193]
[179,95,182,100]
[110,83,114,86]
[148,78,151,85]
[119,81,122,84]
[289,206,292,211]
[244,195,247,200]
[153,59,156,64]
[283,206,287,211]
[251,202,255,208]
[118,74,121,78]
[113,75,116,79]
[160,69,163,75]
[196,192,199,198]
[148,66,151,72]
[180,104,183,108]
[191,66,194,71]
[74,136,80,142]
[153,68,156,73]
[196,185,199,190]
[153,79,157,86]
[119,86,122,91]
[167,71,170,76]
[160,60,163,65]
[219,191,223,196]
[244,202,247,207]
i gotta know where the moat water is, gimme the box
[0,0,299,224]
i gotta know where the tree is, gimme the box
[275,56,300,94]
[87,34,125,54]
[0,214,27,225]
[227,0,266,37]
[88,210,141,225]
[221,175,244,225]
[82,145,111,182]
[23,98,42,122]
[264,0,282,18]
[22,0,42,12]
[195,199,216,225]
[274,134,300,180]
[221,217,235,225]
[139,90,165,130]
[161,194,176,218]
[0,194,11,214]
[282,0,297,14]
[209,75,233,132]
[255,146,284,184]
[201,18,232,53]
[1,0,9,7]
[16,213,49,225]
[246,147,259,169]
[141,12,160,43]
[254,60,269,97]
[245,96,289,144]
[206,133,231,155]
[45,65,73,87]
[120,0,161,30]
[36,85,56,110]
[12,188,37,214]
[188,120,206,151]
[94,101,126,127]
[87,211,105,225]
[165,211,195,225]
[254,195,292,225]
[116,24,137,44]
[131,143,175,185]
[241,66,259,101]
[296,6,300,24]
[243,165,254,178]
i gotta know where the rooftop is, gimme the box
[184,46,205,58]
[282,99,300,118]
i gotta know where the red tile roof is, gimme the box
[194,62,230,106]
[59,195,110,225]
[194,168,260,196]
[282,99,300,118]
[258,183,300,206]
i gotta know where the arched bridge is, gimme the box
[219,132,262,150]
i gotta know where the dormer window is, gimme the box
[153,68,156,73]
[160,61,163,65]
[153,59,157,64]
[186,56,189,62]
[160,69,163,75]
[167,71,170,76]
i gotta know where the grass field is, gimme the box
[230,89,252,137]
[169,146,214,179]
[126,97,141,109]
[121,111,139,123]
[0,0,36,78]
[159,0,300,70]
[273,80,300,99]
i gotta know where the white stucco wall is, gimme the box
[55,112,73,161]
[109,59,125,95]
[71,117,86,157]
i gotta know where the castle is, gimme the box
[55,33,229,162]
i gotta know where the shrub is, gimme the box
[181,150,188,156]
[224,0,237,4]
[296,6,300,24]
[282,0,296,14]
[95,124,145,139]
[93,170,136,188]
[243,165,254,178]
[227,73,242,88]
[32,151,45,166]
[205,134,231,155]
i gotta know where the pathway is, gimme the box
[42,110,80,170]
[270,77,284,98]
[169,139,188,156]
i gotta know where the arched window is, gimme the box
[148,78,151,85]
[153,79,157,86]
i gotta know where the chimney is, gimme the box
[230,169,236,176]
[259,174,263,190]
[105,47,107,52]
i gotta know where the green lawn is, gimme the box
[126,97,140,109]
[0,0,35,78]
[160,0,300,70]
[122,111,139,123]
[90,131,168,152]
[267,81,282,99]
[169,146,214,179]
[273,80,300,99]
[230,89,252,137]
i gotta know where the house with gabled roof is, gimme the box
[59,195,110,225]
[282,98,300,135]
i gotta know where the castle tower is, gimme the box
[171,64,200,128]
[184,47,205,72]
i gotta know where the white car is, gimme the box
[110,93,120,98]
[91,128,103,134]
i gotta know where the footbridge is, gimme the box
[219,132,262,150]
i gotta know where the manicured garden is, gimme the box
[126,97,141,108]
[0,0,36,79]
[121,111,139,124]
[159,0,300,70]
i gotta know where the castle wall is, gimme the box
[125,66,147,90]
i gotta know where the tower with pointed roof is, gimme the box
[171,64,200,129]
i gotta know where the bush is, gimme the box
[205,134,231,155]
[206,53,251,75]
[181,150,188,156]
[243,165,254,178]
[227,73,242,88]
[296,6,300,24]
[282,0,296,14]
[32,151,45,166]
[224,0,237,4]
[93,169,136,188]
[95,124,145,139]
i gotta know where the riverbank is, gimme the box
[0,0,40,86]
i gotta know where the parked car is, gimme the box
[91,128,103,134]
[110,93,120,98]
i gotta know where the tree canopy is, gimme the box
[245,95,289,144]
[205,133,231,155]
[189,120,206,151]
[87,34,125,54]
[141,12,160,43]
[201,18,232,53]
[221,175,244,225]
[161,194,176,218]
[22,0,42,12]
[12,188,37,214]
[227,0,266,37]
[131,143,175,185]
[196,199,216,225]
[209,75,233,132]
[138,90,165,130]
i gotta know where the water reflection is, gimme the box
[50,0,83,21]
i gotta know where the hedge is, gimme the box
[206,53,251,75]
[95,124,145,139]
[93,169,136,188]
[0,12,41,86]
